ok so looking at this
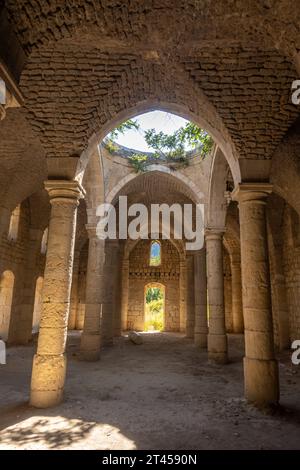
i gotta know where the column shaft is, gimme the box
[80,229,105,360]
[30,180,83,408]
[179,260,187,333]
[186,255,195,338]
[101,241,119,346]
[68,251,80,330]
[206,230,228,364]
[120,259,129,331]
[194,247,208,348]
[236,183,279,405]
[231,258,244,333]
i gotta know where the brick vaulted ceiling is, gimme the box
[2,1,300,176]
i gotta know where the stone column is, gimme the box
[234,183,279,405]
[120,258,129,331]
[194,247,208,349]
[30,180,84,408]
[179,259,187,333]
[113,251,122,337]
[68,251,80,330]
[186,255,195,338]
[102,240,119,346]
[206,229,228,364]
[80,226,105,360]
[76,267,86,329]
[8,228,43,344]
[230,255,244,333]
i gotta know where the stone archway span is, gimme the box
[106,165,204,207]
[77,99,241,187]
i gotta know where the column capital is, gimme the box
[85,224,98,239]
[44,180,85,204]
[232,183,273,203]
[205,227,225,239]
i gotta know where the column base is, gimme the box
[194,333,207,349]
[185,329,194,339]
[244,356,279,405]
[80,332,101,361]
[102,337,114,347]
[30,353,66,408]
[208,333,228,364]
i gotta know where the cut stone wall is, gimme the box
[0,200,45,340]
[282,206,300,342]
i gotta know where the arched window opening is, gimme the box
[7,205,20,242]
[32,276,43,334]
[41,228,48,254]
[0,271,15,341]
[149,240,161,267]
[144,283,165,332]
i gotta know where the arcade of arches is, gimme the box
[1,1,300,449]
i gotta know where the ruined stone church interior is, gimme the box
[1,0,300,452]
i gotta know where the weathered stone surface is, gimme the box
[128,330,143,345]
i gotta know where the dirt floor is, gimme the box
[0,331,300,450]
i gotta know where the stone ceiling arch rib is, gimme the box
[18,41,240,184]
[207,147,230,230]
[105,166,203,207]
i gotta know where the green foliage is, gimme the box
[104,119,140,157]
[146,287,163,303]
[149,254,161,266]
[128,153,148,173]
[144,295,164,331]
[144,122,213,160]
[104,116,214,171]
[108,119,140,140]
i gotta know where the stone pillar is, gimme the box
[206,229,228,364]
[113,251,122,337]
[179,259,187,333]
[80,227,105,360]
[234,183,279,405]
[8,228,43,344]
[231,255,244,334]
[76,267,86,329]
[30,180,84,408]
[68,251,80,330]
[120,258,129,331]
[102,240,119,346]
[194,247,208,348]
[186,255,195,338]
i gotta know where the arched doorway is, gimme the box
[144,283,165,332]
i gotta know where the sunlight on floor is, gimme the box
[0,415,136,450]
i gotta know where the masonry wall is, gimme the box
[0,200,45,340]
[127,240,180,331]
[282,206,300,342]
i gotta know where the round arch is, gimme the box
[77,99,241,186]
[106,165,204,206]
